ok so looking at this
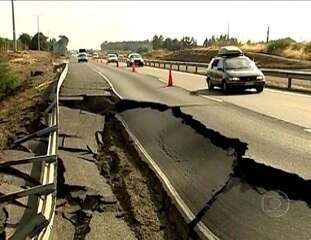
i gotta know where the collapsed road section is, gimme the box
[51,62,188,240]
[114,100,311,240]
[54,62,311,240]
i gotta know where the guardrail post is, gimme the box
[170,64,172,70]
[195,66,198,73]
[185,65,188,72]
[177,64,180,71]
[164,63,166,69]
[158,62,160,68]
[288,77,292,89]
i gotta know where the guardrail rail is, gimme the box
[0,62,68,239]
[144,59,311,90]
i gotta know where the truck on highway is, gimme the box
[206,46,265,93]
[78,52,88,63]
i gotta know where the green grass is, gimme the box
[266,38,296,54]
[0,58,19,100]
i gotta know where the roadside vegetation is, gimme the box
[0,57,19,100]
[101,34,311,63]
[0,33,69,56]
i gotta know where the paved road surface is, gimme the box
[70,59,311,239]
[137,66,311,129]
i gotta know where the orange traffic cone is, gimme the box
[167,68,173,87]
[131,63,136,72]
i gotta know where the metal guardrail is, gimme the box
[144,59,311,90]
[0,62,68,239]
[36,62,68,240]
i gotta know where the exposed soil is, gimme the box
[144,48,311,69]
[52,96,190,240]
[0,51,63,153]
[98,114,190,240]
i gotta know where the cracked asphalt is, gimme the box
[67,58,311,240]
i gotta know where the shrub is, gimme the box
[0,58,19,100]
[304,42,311,53]
[267,38,296,54]
[291,42,304,50]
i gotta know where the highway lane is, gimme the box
[134,65,311,129]
[89,61,311,179]
[76,60,311,239]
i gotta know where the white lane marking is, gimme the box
[201,95,223,103]
[157,77,223,103]
[304,129,311,133]
[95,70,124,100]
[265,88,311,98]
[117,115,219,240]
[116,116,195,222]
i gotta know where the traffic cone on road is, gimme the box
[131,63,136,73]
[167,68,173,87]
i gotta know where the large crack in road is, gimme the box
[112,99,311,240]
[54,91,311,239]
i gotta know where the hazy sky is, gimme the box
[1,1,311,49]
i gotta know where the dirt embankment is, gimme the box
[0,50,62,153]
[144,48,311,69]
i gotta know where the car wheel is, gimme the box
[256,86,264,93]
[222,81,228,92]
[207,78,214,90]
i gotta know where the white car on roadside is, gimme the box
[127,53,144,67]
[107,54,118,63]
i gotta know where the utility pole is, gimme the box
[266,26,270,43]
[11,0,17,51]
[37,15,40,51]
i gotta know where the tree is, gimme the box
[163,38,172,50]
[203,37,209,47]
[29,32,48,51]
[53,35,69,55]
[171,38,181,51]
[152,35,164,49]
[180,36,197,49]
[18,33,32,49]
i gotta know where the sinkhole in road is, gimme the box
[59,96,311,240]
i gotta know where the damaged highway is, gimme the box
[48,60,311,240]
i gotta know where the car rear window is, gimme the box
[130,54,141,58]
[224,57,254,70]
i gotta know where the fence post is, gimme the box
[288,77,292,89]
[177,64,180,71]
[195,66,198,73]
[185,65,188,72]
[164,63,166,69]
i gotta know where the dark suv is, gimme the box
[206,47,265,93]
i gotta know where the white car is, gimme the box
[92,53,99,59]
[107,54,118,63]
[78,53,88,63]
[127,53,144,67]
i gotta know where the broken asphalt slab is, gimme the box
[59,106,104,153]
[113,99,311,240]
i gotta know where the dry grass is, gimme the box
[0,51,61,151]
[241,43,266,53]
